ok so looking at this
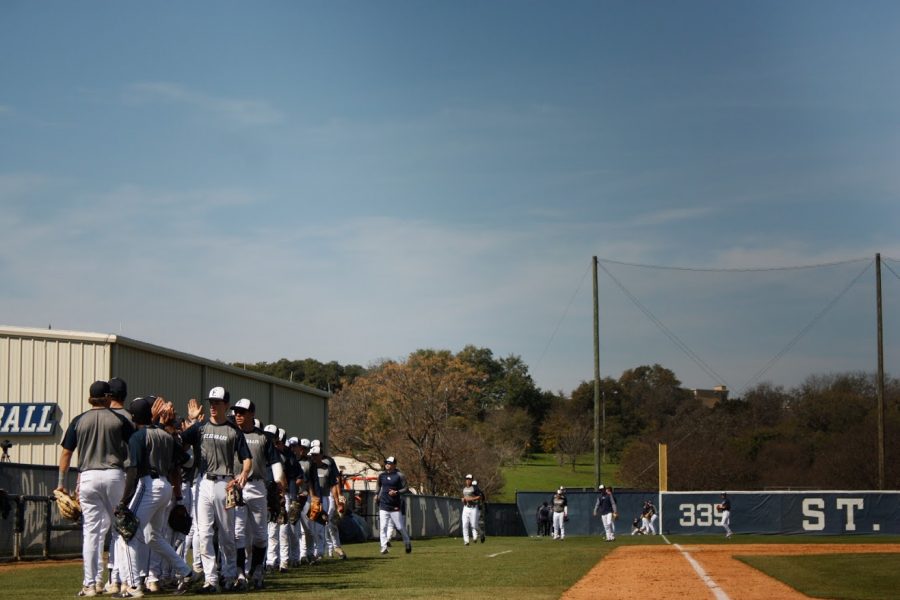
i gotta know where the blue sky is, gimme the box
[2,1,899,395]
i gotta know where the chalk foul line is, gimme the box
[673,543,731,600]
[487,550,512,558]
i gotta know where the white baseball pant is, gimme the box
[462,505,480,543]
[78,469,125,588]
[379,508,410,552]
[601,512,615,540]
[552,511,566,539]
[197,477,237,586]
[119,476,191,589]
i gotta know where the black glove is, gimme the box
[114,504,140,542]
[168,502,192,535]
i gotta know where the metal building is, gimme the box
[0,325,330,466]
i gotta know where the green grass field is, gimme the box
[737,552,900,600]
[0,536,621,600]
[496,453,620,503]
[3,535,899,599]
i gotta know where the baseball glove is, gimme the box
[114,505,140,542]
[54,489,82,522]
[288,499,303,525]
[307,497,326,524]
[168,503,192,535]
[225,482,244,510]
[266,482,282,523]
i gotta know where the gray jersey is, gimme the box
[552,494,568,513]
[235,427,279,481]
[462,485,480,507]
[61,408,134,471]
[183,420,251,477]
[297,457,312,486]
[111,407,132,467]
[129,425,179,477]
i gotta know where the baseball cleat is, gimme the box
[77,586,98,597]
[380,548,388,554]
[104,582,120,595]
[335,547,347,560]
[405,542,412,554]
[197,583,219,594]
[145,580,161,593]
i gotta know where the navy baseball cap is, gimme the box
[108,377,127,400]
[89,380,111,398]
[130,396,155,425]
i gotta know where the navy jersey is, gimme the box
[282,448,301,482]
[594,492,617,515]
[313,455,340,495]
[61,408,134,471]
[721,498,731,511]
[376,470,408,512]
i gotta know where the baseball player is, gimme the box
[181,387,253,593]
[460,474,483,546]
[291,438,315,564]
[264,426,285,572]
[278,436,302,569]
[57,380,135,598]
[232,399,284,590]
[375,456,412,555]
[101,377,131,595]
[170,416,195,581]
[642,499,658,535]
[550,487,569,540]
[116,396,193,597]
[308,441,348,560]
[592,484,618,541]
[472,479,486,543]
[717,492,732,538]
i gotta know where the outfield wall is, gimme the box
[662,491,900,535]
[516,490,900,537]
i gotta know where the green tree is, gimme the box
[328,350,503,495]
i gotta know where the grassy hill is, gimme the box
[495,453,620,503]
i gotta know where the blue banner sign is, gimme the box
[0,403,58,435]
[661,491,900,535]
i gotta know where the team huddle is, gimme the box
[57,380,347,597]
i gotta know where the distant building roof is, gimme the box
[692,385,729,408]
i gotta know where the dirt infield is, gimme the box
[561,543,900,600]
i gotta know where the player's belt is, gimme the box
[206,474,231,481]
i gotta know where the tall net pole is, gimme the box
[593,256,601,489]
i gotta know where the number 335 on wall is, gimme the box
[678,503,725,527]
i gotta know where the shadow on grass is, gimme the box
[262,557,386,593]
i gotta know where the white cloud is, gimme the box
[125,82,284,126]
